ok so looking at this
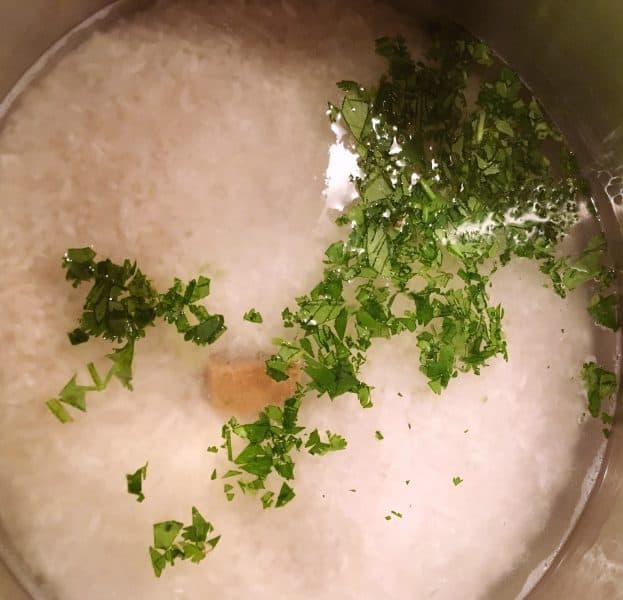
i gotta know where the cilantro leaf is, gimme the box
[275,482,296,508]
[581,362,617,418]
[223,483,235,501]
[182,506,212,543]
[190,276,211,301]
[153,521,183,550]
[58,376,88,411]
[542,236,613,298]
[126,462,148,502]
[261,491,275,509]
[149,547,168,578]
[68,328,89,345]
[47,249,226,422]
[366,225,391,275]
[563,236,610,292]
[158,278,226,346]
[149,507,219,577]
[107,339,135,390]
[62,247,96,287]
[63,249,158,342]
[243,308,263,323]
[588,294,620,331]
[305,429,348,455]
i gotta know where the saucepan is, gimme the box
[0,1,621,597]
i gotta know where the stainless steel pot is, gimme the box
[1,1,621,597]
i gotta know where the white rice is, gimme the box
[0,1,613,599]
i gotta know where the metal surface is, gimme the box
[0,1,622,598]
[0,0,112,100]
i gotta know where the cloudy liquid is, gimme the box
[0,1,614,599]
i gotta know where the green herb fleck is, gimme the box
[149,507,220,577]
[47,250,225,422]
[243,308,264,323]
[213,392,347,511]
[261,491,275,509]
[126,462,148,503]
[45,398,73,423]
[222,469,242,478]
[581,362,617,419]
[588,294,620,331]
[223,483,235,502]
[305,429,348,455]
[452,476,464,486]
[275,482,296,508]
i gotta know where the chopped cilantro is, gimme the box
[391,510,403,518]
[207,446,218,453]
[223,483,235,502]
[305,429,348,455]
[375,430,384,440]
[588,294,620,331]
[158,277,226,345]
[275,482,296,508]
[126,462,148,503]
[261,491,275,509]
[581,362,617,419]
[601,412,614,425]
[243,308,263,323]
[452,476,464,486]
[214,392,347,510]
[149,507,220,577]
[46,249,225,422]
[45,398,73,423]
[260,27,592,427]
[222,469,243,478]
[107,341,135,390]
[543,236,613,298]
